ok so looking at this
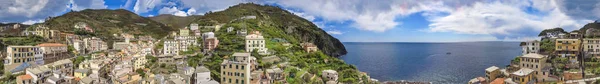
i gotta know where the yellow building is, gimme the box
[555,39,580,60]
[74,69,90,79]
[221,53,257,84]
[485,66,500,82]
[5,46,43,65]
[519,53,553,82]
[180,28,190,36]
[133,55,147,70]
[583,38,600,57]
[510,68,535,84]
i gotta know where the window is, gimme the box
[242,65,245,70]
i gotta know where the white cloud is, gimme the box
[158,7,188,16]
[290,10,316,21]
[21,19,45,25]
[275,0,444,32]
[133,0,163,13]
[425,0,591,39]
[70,0,107,11]
[186,8,197,15]
[327,30,343,35]
[277,0,595,40]
[0,0,70,22]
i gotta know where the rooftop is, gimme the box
[17,74,33,80]
[37,43,67,47]
[266,68,283,74]
[323,70,337,74]
[232,53,251,57]
[511,68,534,76]
[521,53,545,59]
[485,66,499,72]
[490,78,505,84]
[195,66,210,73]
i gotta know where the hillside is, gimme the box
[578,23,600,37]
[197,3,347,57]
[42,9,177,48]
[148,14,202,29]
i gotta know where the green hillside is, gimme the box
[148,14,202,29]
[42,9,177,48]
[195,3,347,57]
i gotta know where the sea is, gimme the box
[339,42,522,84]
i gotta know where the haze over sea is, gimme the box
[340,42,521,83]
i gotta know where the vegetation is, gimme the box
[187,54,204,67]
[0,36,45,47]
[43,9,177,47]
[73,56,87,68]
[540,39,555,54]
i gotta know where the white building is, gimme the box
[245,31,268,54]
[194,66,219,84]
[520,40,540,55]
[322,70,338,82]
[584,38,600,57]
[163,40,179,55]
[190,23,199,31]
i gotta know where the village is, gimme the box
[469,21,600,84]
[0,15,376,84]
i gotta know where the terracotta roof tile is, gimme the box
[37,43,67,47]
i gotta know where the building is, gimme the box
[193,66,218,84]
[519,53,551,82]
[267,68,284,82]
[25,66,51,83]
[16,74,34,84]
[520,40,540,55]
[190,23,199,31]
[510,68,534,84]
[227,27,234,33]
[220,53,257,84]
[583,38,600,57]
[485,66,500,82]
[301,42,319,53]
[555,39,580,62]
[133,55,147,70]
[237,29,247,36]
[180,28,190,36]
[37,43,70,64]
[74,69,90,79]
[203,32,219,52]
[84,37,108,53]
[48,59,74,76]
[163,40,179,55]
[322,70,338,82]
[245,31,268,54]
[5,46,43,65]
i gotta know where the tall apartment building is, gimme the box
[203,32,219,52]
[220,53,257,84]
[520,40,540,55]
[163,40,179,55]
[5,46,43,65]
[245,31,268,54]
[37,43,70,64]
[583,38,600,57]
[555,39,580,62]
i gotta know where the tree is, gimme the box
[136,69,146,77]
[73,56,86,68]
[540,39,555,54]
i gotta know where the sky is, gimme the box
[1,0,599,42]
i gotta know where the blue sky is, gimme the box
[1,0,599,42]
